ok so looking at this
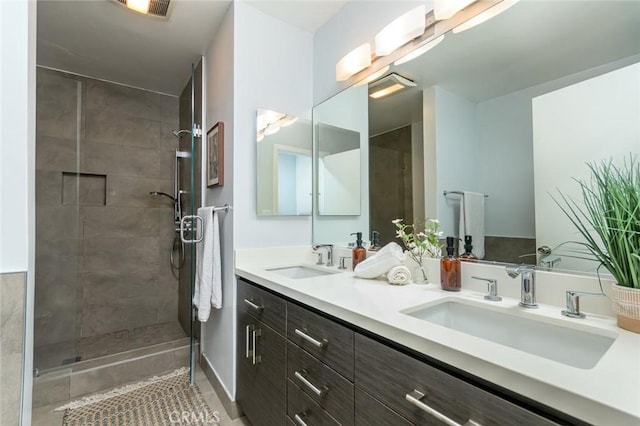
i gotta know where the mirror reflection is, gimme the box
[256,109,312,216]
[312,0,640,273]
[316,123,361,215]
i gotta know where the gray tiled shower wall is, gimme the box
[35,68,180,356]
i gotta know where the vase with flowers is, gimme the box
[392,218,443,284]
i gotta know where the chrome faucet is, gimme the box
[505,264,538,308]
[561,290,605,319]
[312,244,334,267]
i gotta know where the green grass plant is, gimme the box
[554,156,640,289]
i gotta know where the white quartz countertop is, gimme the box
[235,247,640,425]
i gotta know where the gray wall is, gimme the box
[35,68,179,364]
[0,273,26,425]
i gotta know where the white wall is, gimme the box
[533,62,640,273]
[476,91,535,238]
[202,2,235,400]
[201,0,313,399]
[433,86,479,238]
[233,1,313,249]
[0,0,37,423]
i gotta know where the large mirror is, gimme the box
[257,109,312,216]
[312,0,640,274]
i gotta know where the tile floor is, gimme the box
[35,321,187,371]
[32,364,249,426]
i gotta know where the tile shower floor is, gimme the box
[35,321,188,371]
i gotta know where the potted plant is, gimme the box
[555,156,640,333]
[392,218,443,284]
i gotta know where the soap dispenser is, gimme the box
[459,235,478,262]
[351,232,367,269]
[440,236,461,291]
[370,231,381,251]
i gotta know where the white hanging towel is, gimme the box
[193,207,222,322]
[459,191,485,259]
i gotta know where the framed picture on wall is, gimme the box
[207,122,224,187]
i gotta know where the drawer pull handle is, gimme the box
[294,370,328,396]
[293,413,308,426]
[245,324,253,359]
[243,298,264,311]
[294,328,327,348]
[252,328,262,365]
[405,390,481,426]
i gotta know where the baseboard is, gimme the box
[199,353,242,420]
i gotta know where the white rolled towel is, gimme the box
[354,242,405,279]
[387,265,412,285]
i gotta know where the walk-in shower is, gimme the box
[32,61,203,409]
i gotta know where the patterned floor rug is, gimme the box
[57,368,218,425]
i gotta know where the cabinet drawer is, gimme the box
[287,302,354,380]
[355,334,557,426]
[288,342,354,425]
[238,278,286,335]
[288,379,340,426]
[355,388,411,426]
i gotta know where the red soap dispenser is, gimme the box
[440,236,461,291]
[351,232,367,269]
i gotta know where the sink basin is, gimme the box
[267,265,338,279]
[402,300,616,369]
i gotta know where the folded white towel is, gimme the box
[387,265,411,285]
[354,242,405,279]
[459,191,485,259]
[193,207,222,322]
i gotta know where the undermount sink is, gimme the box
[402,300,617,369]
[267,265,338,279]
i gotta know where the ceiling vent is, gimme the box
[116,0,171,18]
[368,72,417,99]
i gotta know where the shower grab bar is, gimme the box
[443,190,488,198]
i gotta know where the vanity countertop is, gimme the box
[235,247,640,425]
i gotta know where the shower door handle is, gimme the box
[180,215,204,244]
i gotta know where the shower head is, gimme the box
[171,129,192,139]
[149,191,176,202]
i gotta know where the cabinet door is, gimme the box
[237,310,287,426]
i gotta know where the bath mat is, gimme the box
[58,368,218,425]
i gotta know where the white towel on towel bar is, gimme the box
[459,191,485,259]
[193,207,222,322]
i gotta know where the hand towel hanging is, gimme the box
[459,191,485,259]
[193,207,222,322]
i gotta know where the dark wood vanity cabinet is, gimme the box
[236,278,567,426]
[236,279,287,426]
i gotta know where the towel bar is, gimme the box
[212,204,231,212]
[443,191,488,198]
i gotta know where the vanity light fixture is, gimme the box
[263,124,281,136]
[279,115,298,128]
[394,34,445,66]
[453,0,519,33]
[374,5,426,56]
[433,0,476,20]
[368,73,416,99]
[336,43,372,81]
[354,65,390,87]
